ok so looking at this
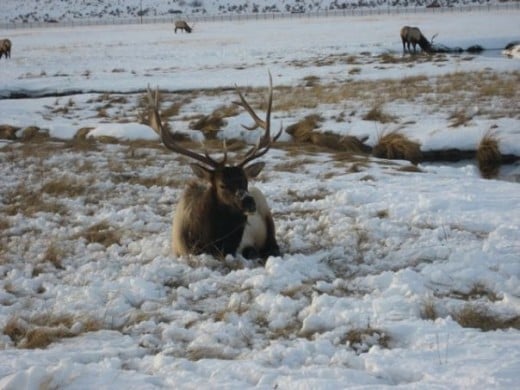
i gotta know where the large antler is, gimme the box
[147,87,225,167]
[234,72,282,167]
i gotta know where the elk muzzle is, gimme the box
[237,189,256,213]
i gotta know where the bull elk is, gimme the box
[147,75,281,260]
[174,20,193,33]
[0,39,11,59]
[400,26,432,54]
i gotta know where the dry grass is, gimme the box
[362,104,397,124]
[339,327,391,354]
[453,305,520,332]
[42,176,89,198]
[477,132,501,179]
[372,132,423,164]
[20,126,50,142]
[273,71,519,120]
[3,182,69,217]
[285,115,369,153]
[449,282,500,302]
[189,103,241,137]
[43,242,66,269]
[448,109,472,127]
[285,114,322,142]
[80,221,121,247]
[3,314,104,349]
[420,298,438,321]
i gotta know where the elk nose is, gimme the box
[238,190,256,213]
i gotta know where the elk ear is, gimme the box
[190,163,213,181]
[244,162,265,178]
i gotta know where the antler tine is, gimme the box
[146,86,220,168]
[233,72,273,134]
[236,73,281,167]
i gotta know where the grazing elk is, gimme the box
[0,39,11,59]
[147,76,281,260]
[400,26,432,54]
[174,20,193,33]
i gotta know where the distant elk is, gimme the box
[174,20,193,33]
[400,26,432,54]
[0,39,11,59]
[147,75,281,260]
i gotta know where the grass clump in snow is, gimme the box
[448,108,472,127]
[80,221,121,247]
[3,182,68,217]
[477,132,501,179]
[340,327,391,354]
[362,103,397,124]
[453,305,520,332]
[42,176,88,198]
[3,314,104,349]
[372,132,422,164]
[420,298,439,321]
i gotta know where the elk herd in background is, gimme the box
[2,19,511,262]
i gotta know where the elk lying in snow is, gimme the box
[400,26,432,54]
[174,20,193,33]
[0,39,11,59]
[147,76,281,260]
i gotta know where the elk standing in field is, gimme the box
[147,76,281,260]
[174,20,193,33]
[0,39,11,59]
[400,26,432,54]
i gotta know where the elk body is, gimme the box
[174,20,193,33]
[148,77,281,260]
[0,39,11,59]
[400,26,432,54]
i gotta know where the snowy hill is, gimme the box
[0,0,512,24]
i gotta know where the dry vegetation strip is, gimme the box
[275,70,519,117]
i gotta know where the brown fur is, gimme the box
[0,39,11,59]
[400,26,432,54]
[147,77,280,261]
[174,21,193,33]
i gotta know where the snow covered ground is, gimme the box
[1,8,519,390]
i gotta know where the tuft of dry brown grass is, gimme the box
[420,298,438,321]
[477,132,501,179]
[3,182,69,217]
[448,109,472,127]
[43,242,65,269]
[285,114,322,142]
[372,132,423,164]
[363,104,397,124]
[340,327,391,354]
[3,314,105,349]
[42,176,88,198]
[20,126,50,143]
[286,115,369,153]
[0,124,20,140]
[80,221,121,247]
[453,305,520,332]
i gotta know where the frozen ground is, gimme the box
[0,8,519,390]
